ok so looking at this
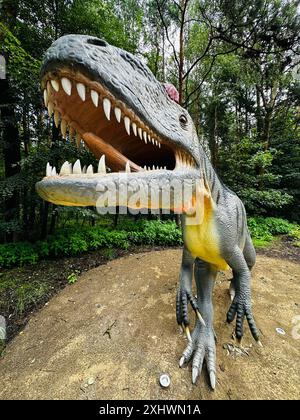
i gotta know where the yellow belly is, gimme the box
[184,216,229,271]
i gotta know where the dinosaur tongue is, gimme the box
[82,132,141,172]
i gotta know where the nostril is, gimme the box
[86,38,107,47]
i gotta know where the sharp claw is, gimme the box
[196,310,206,327]
[182,323,192,341]
[257,340,263,347]
[179,356,185,368]
[236,336,243,347]
[192,367,198,384]
[209,371,216,390]
[185,326,192,342]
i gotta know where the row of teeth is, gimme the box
[46,156,167,177]
[44,78,162,148]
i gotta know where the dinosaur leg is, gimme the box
[228,233,256,302]
[243,232,256,270]
[225,245,260,342]
[179,258,217,390]
[176,247,205,339]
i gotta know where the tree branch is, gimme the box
[155,0,180,69]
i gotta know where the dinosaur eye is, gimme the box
[87,38,107,47]
[179,114,188,126]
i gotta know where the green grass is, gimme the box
[252,238,272,248]
[0,274,52,316]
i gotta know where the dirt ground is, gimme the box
[0,249,299,400]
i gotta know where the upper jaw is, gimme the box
[41,33,198,160]
[41,68,198,175]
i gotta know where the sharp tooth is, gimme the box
[91,90,99,107]
[158,142,161,149]
[76,133,81,148]
[43,90,48,107]
[98,155,106,173]
[148,134,152,143]
[103,98,111,120]
[143,165,147,170]
[60,161,71,175]
[61,119,67,138]
[124,116,131,135]
[73,159,82,174]
[46,162,52,177]
[164,166,167,170]
[155,140,158,146]
[51,79,59,92]
[152,165,155,170]
[125,161,131,173]
[138,127,143,140]
[143,131,148,143]
[47,82,51,95]
[61,77,72,96]
[82,165,87,174]
[69,126,75,140]
[76,83,86,101]
[54,111,60,128]
[132,123,137,136]
[47,101,54,116]
[51,167,57,176]
[86,164,94,174]
[114,107,121,122]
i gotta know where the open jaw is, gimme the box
[41,67,196,178]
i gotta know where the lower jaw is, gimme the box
[35,168,199,209]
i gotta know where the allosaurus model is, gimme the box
[36,35,261,390]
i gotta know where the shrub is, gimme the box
[248,217,296,244]
[0,217,298,269]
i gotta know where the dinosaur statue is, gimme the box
[36,34,261,390]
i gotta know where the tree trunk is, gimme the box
[0,78,21,242]
[40,201,49,239]
[255,85,263,141]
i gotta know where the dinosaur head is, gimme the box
[36,35,201,211]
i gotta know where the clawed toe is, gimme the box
[179,324,216,390]
[227,298,260,342]
[176,288,206,341]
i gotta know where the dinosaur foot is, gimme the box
[176,288,205,341]
[179,321,216,390]
[227,294,260,343]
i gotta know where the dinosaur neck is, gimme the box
[201,153,224,204]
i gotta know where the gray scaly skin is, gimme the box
[36,35,261,390]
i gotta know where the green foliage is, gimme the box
[67,270,80,285]
[0,275,51,316]
[1,217,298,268]
[101,248,116,260]
[290,226,300,247]
[0,220,182,268]
[0,242,39,267]
[248,216,296,245]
